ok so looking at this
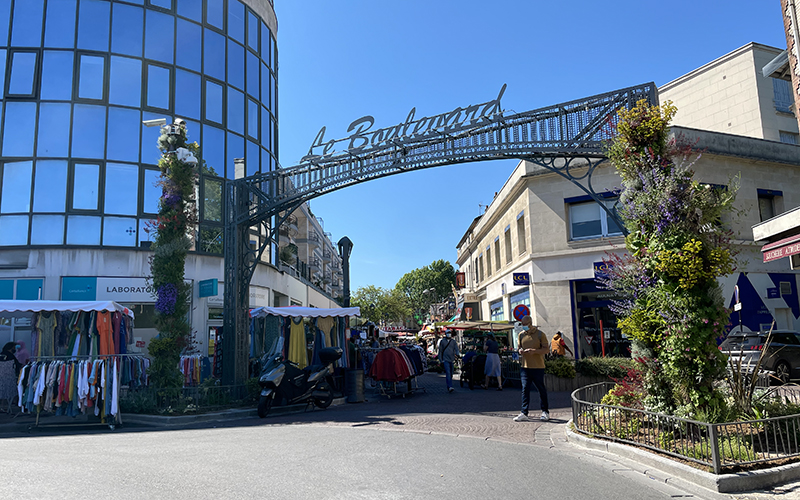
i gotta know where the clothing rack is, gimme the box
[23,353,149,430]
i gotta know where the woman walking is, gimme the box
[483,333,503,390]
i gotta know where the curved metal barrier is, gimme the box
[571,382,800,474]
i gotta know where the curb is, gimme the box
[565,420,800,493]
[117,397,347,428]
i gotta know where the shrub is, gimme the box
[576,357,638,378]
[545,357,577,378]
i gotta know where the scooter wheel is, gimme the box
[313,386,334,409]
[258,394,273,418]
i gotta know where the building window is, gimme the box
[70,163,100,211]
[494,238,501,271]
[478,254,484,283]
[7,50,39,97]
[77,54,106,101]
[779,131,799,145]
[486,246,492,277]
[504,226,512,265]
[490,300,504,321]
[569,199,623,240]
[773,78,794,114]
[517,211,526,255]
[757,189,782,222]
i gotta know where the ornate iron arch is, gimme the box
[222,83,657,384]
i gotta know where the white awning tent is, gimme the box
[0,300,135,319]
[249,306,360,318]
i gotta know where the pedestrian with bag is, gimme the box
[550,331,573,358]
[514,316,550,421]
[482,333,503,390]
[438,330,459,393]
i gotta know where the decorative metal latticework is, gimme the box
[222,82,657,384]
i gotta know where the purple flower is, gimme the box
[155,283,179,315]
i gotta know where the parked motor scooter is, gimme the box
[257,346,342,418]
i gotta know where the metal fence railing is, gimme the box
[120,384,256,416]
[572,382,800,474]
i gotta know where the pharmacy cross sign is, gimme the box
[221,82,658,385]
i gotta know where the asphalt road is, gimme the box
[1,424,702,500]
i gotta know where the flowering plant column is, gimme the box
[148,123,200,388]
[601,101,739,417]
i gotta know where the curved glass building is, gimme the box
[0,0,277,249]
[0,0,344,356]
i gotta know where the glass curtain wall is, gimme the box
[0,0,278,251]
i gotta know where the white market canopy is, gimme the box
[249,306,360,319]
[0,300,135,319]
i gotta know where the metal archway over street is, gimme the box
[222,83,658,384]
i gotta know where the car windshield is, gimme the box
[720,334,767,350]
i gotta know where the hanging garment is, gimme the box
[369,348,412,382]
[310,319,327,366]
[316,316,335,348]
[0,360,16,401]
[36,312,58,357]
[97,311,114,356]
[288,317,307,369]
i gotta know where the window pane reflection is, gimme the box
[66,215,100,245]
[72,163,99,210]
[246,51,258,98]
[203,177,222,222]
[227,132,243,180]
[104,164,138,215]
[247,12,258,50]
[205,80,223,123]
[227,88,244,135]
[177,0,201,22]
[143,168,160,214]
[247,99,258,139]
[2,102,36,157]
[77,0,110,52]
[31,215,64,245]
[206,0,224,30]
[151,0,171,9]
[139,218,154,244]
[228,0,244,43]
[261,63,270,111]
[11,0,44,47]
[1,161,32,213]
[71,105,106,159]
[107,107,141,163]
[270,73,276,112]
[8,52,37,95]
[103,216,137,246]
[44,0,77,48]
[111,3,143,57]
[260,22,270,67]
[176,19,201,72]
[33,160,67,212]
[0,0,11,46]
[109,56,142,107]
[37,103,71,157]
[261,106,271,150]
[203,29,225,81]
[175,70,200,120]
[40,51,74,100]
[78,55,105,100]
[145,10,174,64]
[141,111,167,165]
[247,140,259,176]
[228,40,244,90]
[202,125,224,176]
[147,65,171,110]
[0,216,28,245]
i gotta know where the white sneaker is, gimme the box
[513,413,529,422]
[540,411,550,421]
[448,387,454,393]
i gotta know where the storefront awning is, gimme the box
[761,234,800,263]
[447,320,515,331]
[0,300,134,319]
[249,306,360,318]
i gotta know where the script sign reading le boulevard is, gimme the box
[302,85,508,162]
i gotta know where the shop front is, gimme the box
[571,278,630,359]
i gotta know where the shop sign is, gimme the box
[512,273,530,286]
[97,277,157,302]
[593,261,613,279]
[767,288,780,299]
[455,272,466,288]
[199,279,218,298]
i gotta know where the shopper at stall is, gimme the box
[550,331,573,358]
[14,341,30,367]
[482,333,503,390]
[514,316,550,422]
[437,330,459,393]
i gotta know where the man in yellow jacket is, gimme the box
[514,315,550,422]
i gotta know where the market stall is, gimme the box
[447,320,518,389]
[0,300,142,429]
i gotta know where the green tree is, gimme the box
[351,286,410,325]
[395,259,456,321]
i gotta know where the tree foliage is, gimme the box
[351,285,409,324]
[395,259,456,318]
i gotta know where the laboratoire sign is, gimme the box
[302,85,507,162]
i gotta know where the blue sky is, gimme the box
[274,0,787,292]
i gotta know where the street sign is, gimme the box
[513,304,530,321]
[584,336,594,345]
[513,273,530,286]
[199,278,218,298]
